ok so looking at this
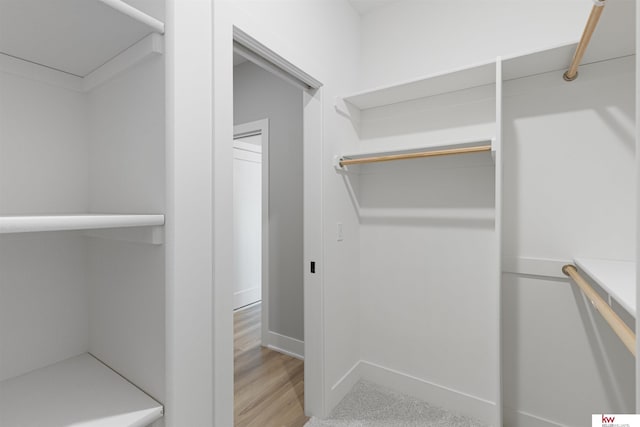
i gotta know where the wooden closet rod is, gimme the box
[563,0,606,81]
[562,265,635,356]
[339,145,491,167]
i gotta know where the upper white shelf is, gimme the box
[574,258,636,317]
[0,353,163,427]
[0,214,164,234]
[0,0,164,78]
[342,61,496,111]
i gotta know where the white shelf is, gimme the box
[0,353,163,427]
[342,60,496,111]
[0,0,164,78]
[0,214,164,234]
[574,258,636,317]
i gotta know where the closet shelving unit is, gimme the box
[335,4,636,419]
[0,354,163,427]
[336,60,503,426]
[0,214,164,234]
[573,258,636,317]
[335,60,500,171]
[501,0,638,352]
[0,1,166,426]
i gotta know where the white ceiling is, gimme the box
[348,0,399,15]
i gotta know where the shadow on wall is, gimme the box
[503,56,635,262]
[501,57,635,424]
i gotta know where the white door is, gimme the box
[233,134,263,309]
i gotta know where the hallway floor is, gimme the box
[234,303,308,427]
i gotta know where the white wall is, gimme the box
[0,67,89,381]
[87,54,166,403]
[502,57,635,426]
[353,81,499,424]
[213,0,362,420]
[359,0,590,89]
[0,232,88,381]
[0,70,88,214]
[233,60,304,342]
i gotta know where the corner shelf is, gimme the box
[340,60,496,111]
[0,353,163,427]
[0,1,164,93]
[574,258,636,317]
[0,0,163,77]
[0,214,164,234]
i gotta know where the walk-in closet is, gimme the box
[1,0,638,426]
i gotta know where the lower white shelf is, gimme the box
[0,214,164,234]
[574,258,636,317]
[0,353,163,427]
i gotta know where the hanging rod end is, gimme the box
[333,155,345,170]
[562,264,575,276]
[563,71,578,82]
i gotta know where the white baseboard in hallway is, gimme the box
[233,287,261,309]
[328,360,496,426]
[265,331,304,360]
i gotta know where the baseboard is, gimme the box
[328,361,362,412]
[359,360,497,426]
[503,407,569,427]
[265,331,304,360]
[233,287,261,310]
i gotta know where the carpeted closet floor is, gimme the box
[305,380,488,427]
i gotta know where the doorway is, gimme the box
[233,126,266,311]
[232,49,307,426]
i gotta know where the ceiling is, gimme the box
[348,0,399,15]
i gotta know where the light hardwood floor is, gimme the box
[234,303,309,427]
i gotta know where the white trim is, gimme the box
[0,52,83,92]
[233,287,261,310]
[83,33,164,91]
[494,56,503,427]
[0,214,164,234]
[503,408,569,427]
[303,88,325,417]
[359,361,497,426]
[233,27,322,90]
[328,361,362,411]
[84,225,164,245]
[98,0,165,34]
[234,119,270,346]
[1,34,163,93]
[265,331,304,360]
[502,256,571,279]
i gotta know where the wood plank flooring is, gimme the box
[234,303,309,427]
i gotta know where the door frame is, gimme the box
[233,119,270,344]
[231,27,326,417]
